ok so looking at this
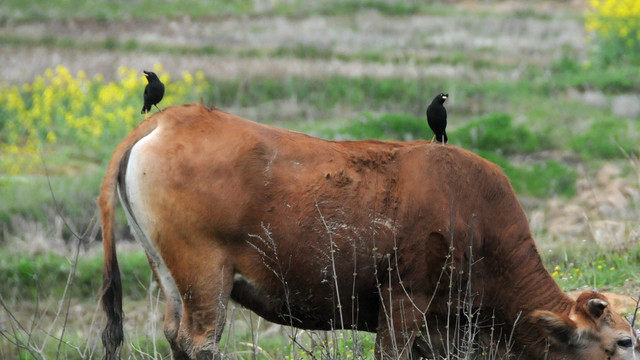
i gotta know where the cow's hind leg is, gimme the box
[133,246,192,359]
[143,263,189,360]
[156,238,234,360]
[164,295,190,359]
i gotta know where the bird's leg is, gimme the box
[154,104,163,112]
[430,135,436,142]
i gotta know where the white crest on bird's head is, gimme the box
[143,70,159,77]
[142,70,160,83]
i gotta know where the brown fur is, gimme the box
[100,104,639,359]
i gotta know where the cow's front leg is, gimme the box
[374,283,429,360]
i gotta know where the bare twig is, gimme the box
[631,291,640,329]
[54,220,94,359]
[314,199,346,335]
[0,295,42,359]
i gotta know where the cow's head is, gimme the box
[533,291,640,359]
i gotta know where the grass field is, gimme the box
[1,0,639,358]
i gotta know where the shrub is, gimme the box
[329,113,428,141]
[586,0,640,67]
[481,152,576,198]
[569,118,640,159]
[0,64,210,174]
[551,64,640,92]
[450,113,545,155]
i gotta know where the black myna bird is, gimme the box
[426,93,448,143]
[141,70,165,114]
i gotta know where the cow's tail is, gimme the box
[98,115,159,360]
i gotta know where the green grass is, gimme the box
[569,117,640,159]
[207,76,436,116]
[315,0,422,16]
[0,33,524,74]
[0,250,151,301]
[551,60,640,92]
[0,0,254,21]
[3,245,635,305]
[0,0,570,22]
[484,153,577,198]
[0,0,452,21]
[322,113,428,141]
[0,168,104,229]
[450,113,548,155]
[0,34,222,56]
[545,245,640,300]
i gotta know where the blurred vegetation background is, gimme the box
[1,0,639,358]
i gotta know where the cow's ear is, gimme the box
[586,298,608,319]
[532,310,578,345]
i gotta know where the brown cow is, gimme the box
[99,104,639,359]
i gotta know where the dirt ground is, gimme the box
[0,4,586,84]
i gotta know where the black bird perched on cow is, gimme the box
[426,93,448,143]
[141,70,165,115]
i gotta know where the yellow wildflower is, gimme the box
[182,71,194,85]
[46,131,57,144]
[153,63,164,74]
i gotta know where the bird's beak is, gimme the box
[442,95,448,99]
[142,71,149,77]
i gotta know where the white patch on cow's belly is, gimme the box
[121,131,183,309]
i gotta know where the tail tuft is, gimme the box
[101,260,123,360]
